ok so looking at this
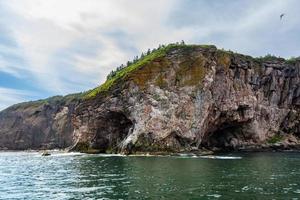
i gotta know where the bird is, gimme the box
[280,13,285,20]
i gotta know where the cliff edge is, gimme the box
[0,44,299,153]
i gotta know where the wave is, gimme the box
[200,155,242,160]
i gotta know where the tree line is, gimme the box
[106,40,186,80]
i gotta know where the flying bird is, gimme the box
[280,13,285,20]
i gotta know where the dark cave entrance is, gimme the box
[201,122,252,151]
[91,111,133,152]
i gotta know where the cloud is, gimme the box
[169,0,300,57]
[0,0,191,95]
[0,87,37,111]
[0,55,20,77]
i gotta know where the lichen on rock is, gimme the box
[0,43,299,154]
[71,44,300,154]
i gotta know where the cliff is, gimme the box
[0,95,80,150]
[0,44,299,153]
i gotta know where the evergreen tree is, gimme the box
[147,49,151,55]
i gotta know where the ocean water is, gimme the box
[0,152,300,199]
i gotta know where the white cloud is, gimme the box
[0,42,28,78]
[169,0,300,57]
[0,87,36,111]
[0,55,20,77]
[1,0,190,95]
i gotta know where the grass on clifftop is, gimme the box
[254,54,300,65]
[85,43,215,99]
[9,92,84,110]
[84,42,300,100]
[85,48,166,99]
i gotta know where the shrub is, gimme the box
[267,135,284,144]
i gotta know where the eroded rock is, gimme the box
[72,46,300,153]
[0,45,299,153]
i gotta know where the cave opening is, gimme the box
[201,122,251,151]
[91,111,133,152]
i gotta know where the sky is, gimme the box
[0,0,299,110]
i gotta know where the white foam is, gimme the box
[294,189,300,194]
[200,155,242,160]
[207,194,222,198]
[95,153,126,157]
[50,152,84,157]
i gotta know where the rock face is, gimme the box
[0,44,299,153]
[0,95,79,150]
[72,45,300,153]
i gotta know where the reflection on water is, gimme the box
[0,152,300,199]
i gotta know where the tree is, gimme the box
[107,70,116,80]
[133,56,138,63]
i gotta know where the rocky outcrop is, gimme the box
[0,95,79,150]
[0,44,299,153]
[72,45,300,154]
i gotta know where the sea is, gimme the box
[0,151,300,199]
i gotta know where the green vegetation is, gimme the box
[10,42,299,108]
[255,54,300,65]
[255,54,282,62]
[215,50,291,65]
[85,42,216,99]
[4,42,218,110]
[285,56,300,65]
[267,135,284,144]
[10,92,84,110]
[6,42,300,111]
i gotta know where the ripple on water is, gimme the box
[1,152,300,199]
